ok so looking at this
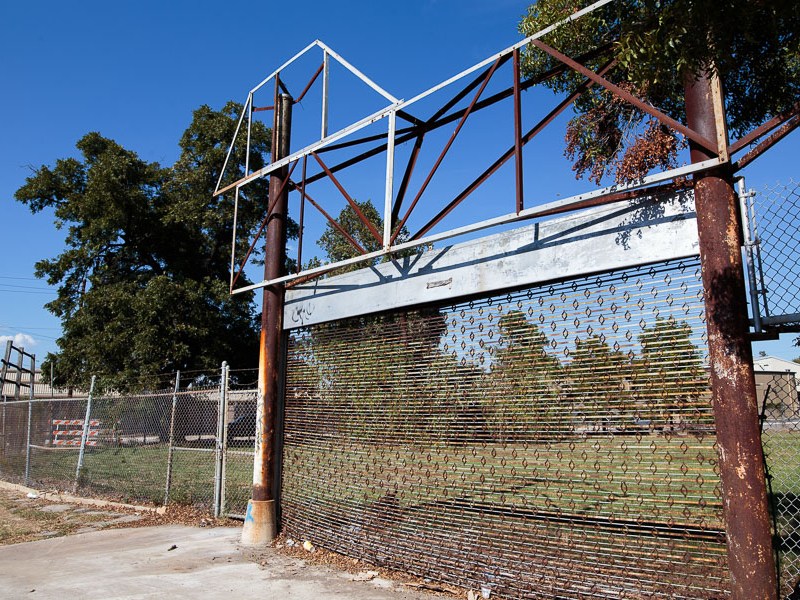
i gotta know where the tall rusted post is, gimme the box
[684,72,777,599]
[241,91,292,545]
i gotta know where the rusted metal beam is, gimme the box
[391,133,425,234]
[428,56,511,125]
[390,59,513,233]
[734,115,800,172]
[513,48,524,214]
[290,182,369,256]
[729,103,800,154]
[293,62,324,105]
[684,72,777,600]
[393,56,503,243]
[301,47,612,188]
[220,44,614,201]
[257,74,289,502]
[230,160,297,290]
[412,60,615,241]
[396,110,424,127]
[253,63,324,112]
[311,152,384,245]
[242,88,292,545]
[532,39,719,155]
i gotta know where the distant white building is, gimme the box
[754,356,800,387]
[753,356,800,421]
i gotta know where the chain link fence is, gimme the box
[759,373,800,599]
[0,365,256,517]
[746,178,800,328]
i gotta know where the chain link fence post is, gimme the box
[73,375,96,494]
[24,353,35,485]
[163,370,181,506]
[213,362,228,518]
[220,363,230,517]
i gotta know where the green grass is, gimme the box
[282,433,725,529]
[761,430,800,596]
[1,429,795,544]
[1,443,254,511]
[763,430,800,496]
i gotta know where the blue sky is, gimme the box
[2,0,798,362]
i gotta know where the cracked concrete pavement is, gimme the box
[0,524,444,600]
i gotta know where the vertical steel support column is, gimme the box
[383,110,397,250]
[13,348,23,401]
[245,93,253,176]
[164,370,180,506]
[230,188,240,291]
[296,156,307,272]
[73,375,96,494]
[242,91,292,545]
[321,51,329,139]
[684,72,777,600]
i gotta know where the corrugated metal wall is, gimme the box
[282,257,730,599]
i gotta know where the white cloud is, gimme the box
[0,333,37,349]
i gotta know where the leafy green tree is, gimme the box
[318,200,382,264]
[313,198,408,274]
[487,310,562,441]
[634,315,707,429]
[519,0,800,183]
[16,103,273,391]
[565,334,634,433]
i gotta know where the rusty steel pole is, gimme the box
[684,72,777,599]
[242,91,292,545]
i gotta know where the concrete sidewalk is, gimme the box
[0,525,442,600]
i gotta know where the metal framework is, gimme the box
[216,1,798,299]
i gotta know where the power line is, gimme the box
[0,324,61,331]
[0,276,41,281]
[0,283,56,292]
[0,289,57,295]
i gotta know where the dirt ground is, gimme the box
[0,485,221,545]
[0,483,459,600]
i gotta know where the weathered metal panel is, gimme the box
[282,256,729,599]
[284,191,698,329]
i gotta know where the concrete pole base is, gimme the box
[240,499,277,545]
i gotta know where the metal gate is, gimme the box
[281,252,729,599]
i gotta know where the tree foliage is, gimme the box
[519,0,800,183]
[635,315,707,427]
[16,102,275,391]
[312,198,409,274]
[487,310,563,440]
